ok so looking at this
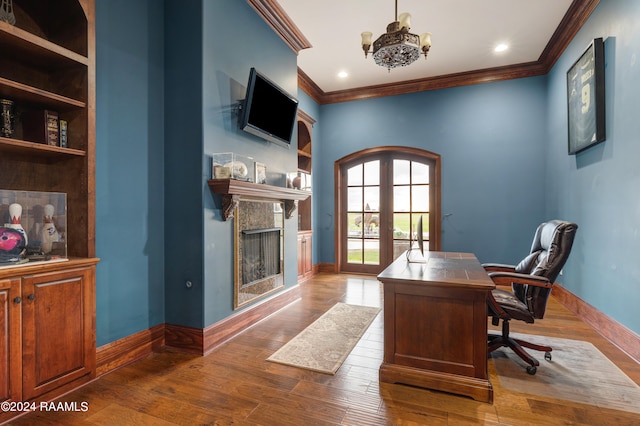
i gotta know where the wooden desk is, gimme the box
[377,251,495,403]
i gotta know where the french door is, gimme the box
[335,147,441,274]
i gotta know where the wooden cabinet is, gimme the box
[0,2,96,420]
[0,260,97,423]
[0,277,21,413]
[297,231,313,280]
[21,265,96,400]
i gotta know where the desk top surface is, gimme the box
[377,251,495,290]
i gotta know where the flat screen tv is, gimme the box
[240,68,298,148]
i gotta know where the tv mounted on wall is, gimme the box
[240,68,299,148]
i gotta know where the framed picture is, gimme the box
[254,162,267,184]
[567,37,606,155]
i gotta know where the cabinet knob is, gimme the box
[13,296,21,304]
[28,293,35,301]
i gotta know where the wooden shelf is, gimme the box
[0,76,86,111]
[297,149,311,159]
[0,136,86,157]
[208,179,310,201]
[208,179,310,220]
[0,21,89,67]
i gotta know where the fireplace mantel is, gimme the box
[208,179,310,220]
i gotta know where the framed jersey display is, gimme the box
[567,38,606,155]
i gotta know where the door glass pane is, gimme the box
[393,159,410,185]
[348,213,363,237]
[347,238,363,264]
[363,187,379,212]
[347,164,362,186]
[363,160,380,185]
[362,213,380,238]
[412,185,429,211]
[393,186,410,211]
[393,213,411,240]
[363,240,379,264]
[412,162,429,184]
[348,187,362,211]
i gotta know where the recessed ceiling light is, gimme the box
[338,71,349,78]
[494,44,508,53]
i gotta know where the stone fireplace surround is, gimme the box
[234,199,284,308]
[207,178,311,308]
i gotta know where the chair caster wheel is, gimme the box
[545,352,552,361]
[526,365,537,375]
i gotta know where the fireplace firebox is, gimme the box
[234,200,284,308]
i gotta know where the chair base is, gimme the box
[488,319,552,374]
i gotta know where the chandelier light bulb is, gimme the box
[361,31,373,57]
[398,13,411,30]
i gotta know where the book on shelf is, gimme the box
[22,109,59,146]
[59,119,68,147]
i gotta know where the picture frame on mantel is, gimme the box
[567,37,606,155]
[254,162,267,184]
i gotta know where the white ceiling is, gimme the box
[277,0,574,93]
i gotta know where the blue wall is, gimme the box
[314,77,548,266]
[200,0,298,327]
[162,0,298,329]
[95,0,165,346]
[94,0,640,346]
[545,0,640,335]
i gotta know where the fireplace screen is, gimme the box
[241,228,281,285]
[234,200,284,308]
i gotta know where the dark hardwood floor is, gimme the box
[9,273,640,425]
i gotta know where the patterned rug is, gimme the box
[492,332,640,414]
[267,302,381,374]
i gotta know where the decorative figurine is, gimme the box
[42,203,60,254]
[6,203,27,245]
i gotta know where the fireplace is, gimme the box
[241,228,281,285]
[234,200,284,308]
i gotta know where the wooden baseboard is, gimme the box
[318,262,336,273]
[96,323,165,376]
[201,284,301,355]
[553,284,640,363]
[164,285,301,356]
[97,285,302,375]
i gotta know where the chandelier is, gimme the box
[361,0,432,71]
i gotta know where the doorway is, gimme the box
[335,146,441,274]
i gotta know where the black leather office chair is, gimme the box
[483,220,578,374]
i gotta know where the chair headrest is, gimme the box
[516,220,577,283]
[531,220,578,253]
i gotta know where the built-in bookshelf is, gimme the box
[0,0,95,259]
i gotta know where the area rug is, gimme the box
[267,302,381,374]
[492,332,640,414]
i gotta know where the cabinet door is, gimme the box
[303,234,313,275]
[21,267,96,400]
[0,278,21,417]
[297,235,305,278]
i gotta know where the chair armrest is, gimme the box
[487,271,552,288]
[482,263,516,272]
